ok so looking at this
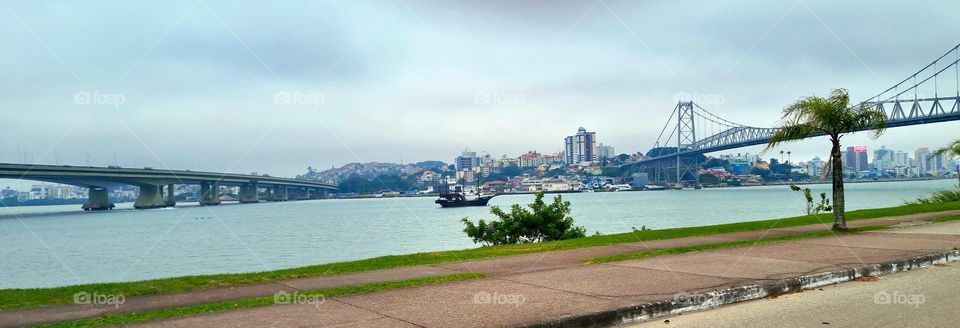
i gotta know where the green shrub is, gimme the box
[461,192,587,245]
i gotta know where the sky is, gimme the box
[1,0,960,181]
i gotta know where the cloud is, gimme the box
[1,0,958,179]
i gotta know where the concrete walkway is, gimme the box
[4,210,960,327]
[629,222,960,328]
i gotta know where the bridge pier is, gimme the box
[239,182,259,203]
[164,184,176,207]
[262,187,274,201]
[82,187,114,211]
[134,184,168,209]
[293,188,307,200]
[200,181,221,206]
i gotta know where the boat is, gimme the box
[435,192,495,207]
[611,184,634,191]
[434,179,496,208]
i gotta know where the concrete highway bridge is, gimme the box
[0,163,337,210]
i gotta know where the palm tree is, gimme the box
[933,140,960,187]
[766,89,887,231]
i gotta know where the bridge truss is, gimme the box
[625,43,960,185]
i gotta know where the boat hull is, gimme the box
[435,196,493,208]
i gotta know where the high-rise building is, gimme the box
[915,147,931,173]
[806,156,825,179]
[874,146,893,162]
[894,151,910,167]
[564,127,597,164]
[872,146,896,174]
[846,146,868,172]
[596,143,615,161]
[455,149,481,171]
[933,154,945,171]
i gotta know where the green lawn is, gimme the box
[930,214,960,223]
[3,201,959,311]
[584,226,887,264]
[33,272,487,328]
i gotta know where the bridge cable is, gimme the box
[876,55,960,103]
[652,104,677,152]
[867,43,960,103]
[692,102,743,128]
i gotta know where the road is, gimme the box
[631,249,960,328]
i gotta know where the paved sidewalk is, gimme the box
[133,219,960,327]
[630,224,960,328]
[5,210,959,327]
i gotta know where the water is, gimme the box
[0,179,954,289]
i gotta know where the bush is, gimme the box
[907,188,960,205]
[789,184,831,215]
[461,192,587,245]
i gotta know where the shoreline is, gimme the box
[0,178,953,208]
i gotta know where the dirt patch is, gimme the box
[766,288,804,299]
[854,275,880,282]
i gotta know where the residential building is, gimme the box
[564,127,597,164]
[518,151,551,168]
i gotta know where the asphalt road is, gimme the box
[631,260,960,328]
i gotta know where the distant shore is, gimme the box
[0,177,953,207]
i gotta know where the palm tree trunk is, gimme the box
[831,138,846,230]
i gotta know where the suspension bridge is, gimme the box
[622,43,960,184]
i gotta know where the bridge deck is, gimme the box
[0,163,336,189]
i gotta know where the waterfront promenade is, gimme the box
[5,209,960,327]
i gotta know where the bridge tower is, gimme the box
[675,101,700,184]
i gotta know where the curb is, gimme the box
[522,249,960,328]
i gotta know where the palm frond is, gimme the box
[933,139,960,158]
[765,122,816,152]
[851,103,888,139]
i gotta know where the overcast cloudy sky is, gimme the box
[2,0,959,179]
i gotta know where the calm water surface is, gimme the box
[0,179,954,288]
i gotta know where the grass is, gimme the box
[3,201,960,311]
[930,214,960,223]
[907,188,960,205]
[584,226,888,264]
[31,272,487,328]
